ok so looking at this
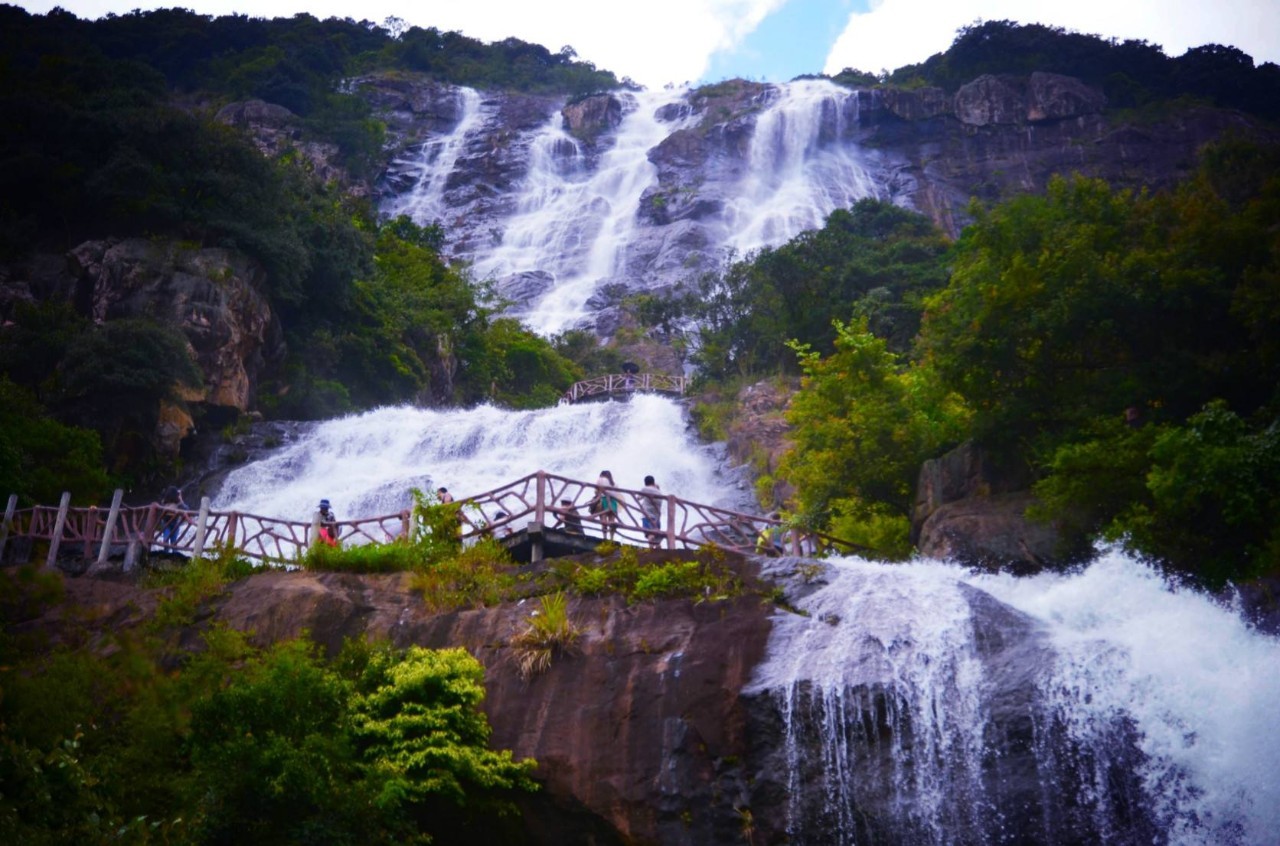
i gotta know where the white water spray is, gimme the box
[724,80,880,256]
[471,89,691,335]
[212,395,747,522]
[381,80,888,335]
[748,551,1280,845]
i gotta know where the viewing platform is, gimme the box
[0,471,865,570]
[561,373,688,404]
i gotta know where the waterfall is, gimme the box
[380,80,889,335]
[724,79,880,255]
[382,86,487,226]
[212,394,750,522]
[747,550,1280,845]
[469,89,692,336]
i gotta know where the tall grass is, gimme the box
[510,591,581,679]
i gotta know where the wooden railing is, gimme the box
[561,373,688,404]
[0,472,865,569]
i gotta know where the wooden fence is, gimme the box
[561,373,688,404]
[0,471,863,570]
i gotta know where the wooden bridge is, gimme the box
[0,471,863,570]
[561,373,688,404]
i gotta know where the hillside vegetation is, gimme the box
[672,143,1280,587]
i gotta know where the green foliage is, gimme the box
[779,320,970,557]
[916,150,1280,581]
[59,317,202,406]
[1,587,535,846]
[883,20,1280,120]
[348,644,538,809]
[410,539,521,612]
[689,199,950,380]
[382,27,621,97]
[920,171,1279,449]
[145,545,266,631]
[0,378,111,505]
[1037,404,1280,586]
[563,547,744,603]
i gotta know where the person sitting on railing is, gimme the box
[317,499,340,547]
[158,485,188,546]
[592,470,620,541]
[554,499,585,536]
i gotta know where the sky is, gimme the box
[13,0,1280,89]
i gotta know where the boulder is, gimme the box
[912,441,1083,571]
[562,93,623,141]
[1027,72,1107,121]
[953,74,1028,126]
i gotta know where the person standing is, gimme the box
[158,485,188,546]
[593,470,619,540]
[437,486,454,504]
[317,498,340,547]
[639,475,663,549]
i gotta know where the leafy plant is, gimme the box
[510,591,581,679]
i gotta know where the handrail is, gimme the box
[561,373,688,404]
[2,473,866,568]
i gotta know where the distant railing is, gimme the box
[0,473,865,570]
[561,373,687,404]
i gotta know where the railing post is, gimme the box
[666,495,677,550]
[534,470,546,527]
[90,489,125,573]
[400,509,410,543]
[44,491,72,570]
[83,505,97,560]
[310,511,321,551]
[192,497,211,559]
[0,493,17,562]
[127,503,159,571]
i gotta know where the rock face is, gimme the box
[72,239,285,414]
[1,238,285,461]
[356,70,1273,332]
[38,556,772,845]
[216,99,355,193]
[912,441,1086,571]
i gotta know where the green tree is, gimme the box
[780,320,969,556]
[0,379,111,505]
[691,199,949,380]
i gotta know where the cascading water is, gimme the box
[212,394,750,522]
[468,89,693,335]
[746,550,1280,845]
[382,86,486,225]
[723,80,880,255]
[378,79,887,334]
[215,75,1280,845]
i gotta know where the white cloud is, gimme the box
[17,0,786,89]
[823,0,1280,77]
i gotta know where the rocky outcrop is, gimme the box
[2,238,285,461]
[69,238,285,414]
[562,93,623,141]
[912,441,1086,571]
[35,553,774,846]
[215,99,354,192]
